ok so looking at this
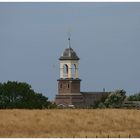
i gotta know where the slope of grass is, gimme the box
[0,109,139,138]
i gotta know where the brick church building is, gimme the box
[55,37,108,108]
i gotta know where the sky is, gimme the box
[0,2,140,100]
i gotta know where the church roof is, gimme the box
[59,47,79,60]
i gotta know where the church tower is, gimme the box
[58,37,81,95]
[55,37,83,107]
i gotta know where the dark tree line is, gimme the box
[0,81,56,109]
[128,93,140,101]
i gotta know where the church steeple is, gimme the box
[59,37,80,79]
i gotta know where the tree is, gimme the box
[104,89,126,108]
[128,92,140,101]
[0,81,51,109]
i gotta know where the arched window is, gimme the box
[63,64,68,78]
[72,64,76,78]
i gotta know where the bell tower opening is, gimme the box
[72,64,76,78]
[63,64,68,78]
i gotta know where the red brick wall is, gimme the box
[58,79,81,95]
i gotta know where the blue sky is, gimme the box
[0,3,140,100]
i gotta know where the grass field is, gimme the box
[0,109,139,138]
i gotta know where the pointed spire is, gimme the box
[68,37,71,48]
[68,32,71,48]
